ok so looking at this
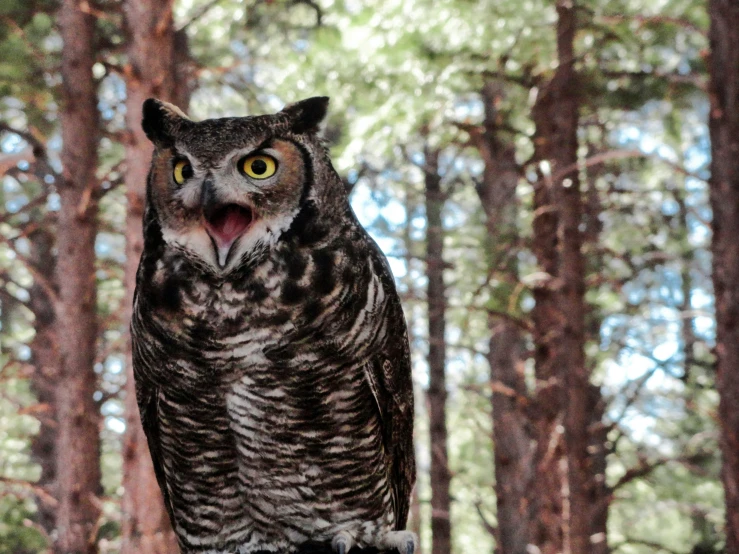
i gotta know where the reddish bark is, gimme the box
[121,0,189,551]
[425,147,452,554]
[529,3,596,554]
[56,0,102,551]
[708,1,739,551]
[475,81,532,554]
[528,25,569,554]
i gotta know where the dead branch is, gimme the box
[598,13,706,37]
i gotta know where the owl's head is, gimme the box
[142,96,342,272]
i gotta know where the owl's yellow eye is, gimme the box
[240,155,277,180]
[173,160,193,185]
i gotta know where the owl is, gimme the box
[130,97,417,554]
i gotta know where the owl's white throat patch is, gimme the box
[161,207,298,274]
[204,204,254,267]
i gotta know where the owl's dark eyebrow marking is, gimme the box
[170,150,189,163]
[249,137,274,153]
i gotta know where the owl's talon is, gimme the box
[332,530,354,554]
[379,530,417,554]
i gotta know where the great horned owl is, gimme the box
[131,97,417,554]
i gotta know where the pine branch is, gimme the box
[609,455,671,493]
[611,537,685,554]
[179,0,226,32]
[0,234,59,308]
[474,501,497,537]
[0,476,58,507]
[0,193,49,227]
[0,122,48,159]
[598,13,706,36]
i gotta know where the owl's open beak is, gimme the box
[204,203,254,267]
[201,178,254,267]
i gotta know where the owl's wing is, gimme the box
[134,368,177,528]
[364,255,416,530]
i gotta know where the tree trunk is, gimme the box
[528,28,568,554]
[475,81,532,554]
[425,147,452,554]
[529,3,594,554]
[587,386,608,554]
[28,228,59,537]
[676,182,697,384]
[121,1,189,552]
[488,322,530,554]
[708,2,739,551]
[407,484,422,553]
[583,155,609,554]
[56,1,102,552]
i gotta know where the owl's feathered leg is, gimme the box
[379,530,418,554]
[331,530,354,554]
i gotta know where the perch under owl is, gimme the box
[130,97,417,554]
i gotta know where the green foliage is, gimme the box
[0,496,46,554]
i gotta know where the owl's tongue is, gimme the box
[205,204,253,267]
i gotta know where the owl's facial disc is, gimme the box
[204,203,254,267]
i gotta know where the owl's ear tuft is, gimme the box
[281,96,329,134]
[142,98,190,146]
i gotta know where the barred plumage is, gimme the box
[131,97,416,554]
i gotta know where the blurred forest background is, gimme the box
[2,0,739,553]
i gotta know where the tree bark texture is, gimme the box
[28,228,59,536]
[586,386,608,554]
[583,159,609,554]
[529,3,595,554]
[121,0,190,551]
[56,1,102,552]
[475,81,533,554]
[708,1,739,551]
[425,147,452,554]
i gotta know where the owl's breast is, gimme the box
[137,238,402,550]
[224,359,395,545]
